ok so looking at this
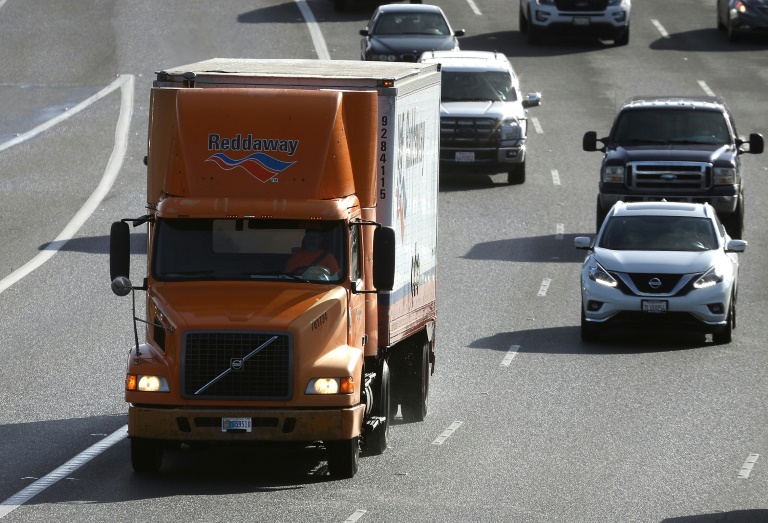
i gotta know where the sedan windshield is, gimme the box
[441,71,517,102]
[598,216,718,251]
[611,109,731,146]
[373,12,450,36]
[153,218,345,282]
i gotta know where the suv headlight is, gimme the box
[501,119,523,141]
[693,266,724,289]
[602,166,625,183]
[588,262,618,288]
[713,167,736,185]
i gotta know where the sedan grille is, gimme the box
[628,162,710,191]
[182,331,293,400]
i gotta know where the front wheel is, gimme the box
[400,337,430,423]
[365,360,390,455]
[581,307,599,343]
[326,437,360,479]
[519,4,529,33]
[131,438,163,474]
[507,163,526,185]
[723,203,744,239]
[614,25,629,46]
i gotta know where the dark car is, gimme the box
[717,0,768,41]
[360,4,465,62]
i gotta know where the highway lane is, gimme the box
[1,0,768,521]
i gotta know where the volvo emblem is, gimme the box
[648,278,662,289]
[231,358,244,371]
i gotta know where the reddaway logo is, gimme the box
[205,133,298,183]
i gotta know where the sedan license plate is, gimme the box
[455,151,475,162]
[222,417,252,432]
[573,17,590,26]
[642,300,668,313]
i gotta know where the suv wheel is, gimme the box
[519,4,528,33]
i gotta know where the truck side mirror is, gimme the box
[583,131,598,152]
[372,226,395,291]
[110,221,131,282]
[749,133,764,154]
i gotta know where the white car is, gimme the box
[575,201,746,343]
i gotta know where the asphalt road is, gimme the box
[1,1,768,522]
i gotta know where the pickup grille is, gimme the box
[628,162,711,191]
[441,117,499,148]
[182,331,293,400]
[555,0,609,11]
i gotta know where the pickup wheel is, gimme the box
[131,438,163,474]
[724,203,744,239]
[326,437,360,479]
[596,196,608,233]
[365,360,390,455]
[507,163,526,185]
[519,4,528,32]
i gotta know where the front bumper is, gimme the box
[128,404,365,443]
[440,145,525,174]
[530,6,629,38]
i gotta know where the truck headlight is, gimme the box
[693,267,724,289]
[602,166,625,183]
[305,377,355,395]
[126,374,169,392]
[713,167,735,185]
[501,119,523,141]
[588,262,618,288]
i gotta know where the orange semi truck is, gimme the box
[109,59,440,478]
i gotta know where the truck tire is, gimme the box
[400,337,430,423]
[724,203,744,239]
[326,437,360,479]
[131,438,163,474]
[614,25,629,46]
[507,163,526,185]
[365,360,390,455]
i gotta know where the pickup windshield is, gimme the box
[611,109,731,146]
[153,218,346,283]
[440,71,518,102]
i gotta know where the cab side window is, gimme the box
[350,225,362,282]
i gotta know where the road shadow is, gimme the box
[469,325,711,356]
[39,232,147,256]
[460,31,618,58]
[650,28,768,52]
[463,233,591,264]
[439,170,506,192]
[662,510,768,523]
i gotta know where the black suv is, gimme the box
[584,96,764,238]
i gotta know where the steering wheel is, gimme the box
[291,265,333,281]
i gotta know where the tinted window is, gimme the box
[598,216,718,251]
[441,71,517,102]
[611,109,730,145]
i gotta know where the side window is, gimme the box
[350,225,362,282]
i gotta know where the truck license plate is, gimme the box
[222,417,252,432]
[574,17,590,26]
[641,300,667,313]
[455,151,475,162]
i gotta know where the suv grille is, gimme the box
[182,331,293,400]
[628,162,710,191]
[555,0,609,11]
[441,117,500,148]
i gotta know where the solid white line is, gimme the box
[651,19,670,39]
[0,74,134,295]
[295,0,331,61]
[537,278,551,297]
[698,80,715,96]
[0,425,128,518]
[531,117,543,134]
[343,510,368,522]
[466,0,482,16]
[501,345,520,367]
[0,0,8,10]
[738,453,759,479]
[432,421,463,445]
[555,223,564,240]
[551,169,561,186]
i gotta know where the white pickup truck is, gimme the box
[418,50,541,185]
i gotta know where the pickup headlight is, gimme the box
[602,166,625,183]
[501,119,523,141]
[713,167,736,185]
[588,262,618,288]
[305,377,355,395]
[126,374,169,392]
[693,266,724,289]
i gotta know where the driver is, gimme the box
[285,231,340,275]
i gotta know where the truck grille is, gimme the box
[182,331,293,400]
[555,0,609,11]
[628,162,710,191]
[440,117,499,148]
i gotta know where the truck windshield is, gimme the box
[152,218,346,283]
[611,109,731,146]
[440,71,517,102]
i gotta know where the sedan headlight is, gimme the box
[602,166,625,183]
[693,266,724,289]
[305,377,355,395]
[126,374,169,392]
[501,119,523,141]
[713,167,736,185]
[588,262,618,288]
